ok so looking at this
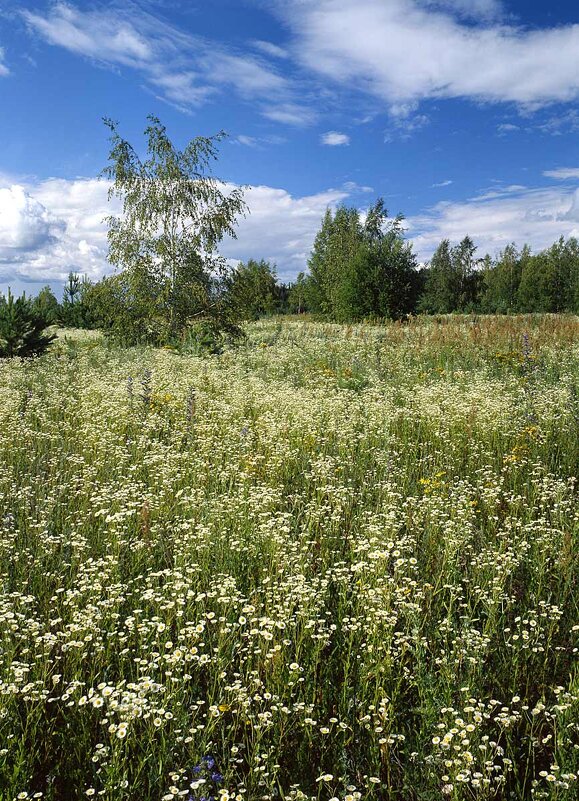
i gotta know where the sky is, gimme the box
[2,0,579,295]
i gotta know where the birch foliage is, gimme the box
[102,115,246,341]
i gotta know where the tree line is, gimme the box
[2,115,578,358]
[21,222,579,332]
[291,205,579,319]
[4,209,579,359]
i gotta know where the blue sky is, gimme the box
[2,0,579,294]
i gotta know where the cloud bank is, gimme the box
[0,179,115,284]
[0,176,350,285]
[408,184,579,260]
[2,175,579,287]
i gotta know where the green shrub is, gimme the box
[0,289,56,358]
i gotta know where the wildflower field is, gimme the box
[0,315,578,801]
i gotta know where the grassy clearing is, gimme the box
[0,315,578,801]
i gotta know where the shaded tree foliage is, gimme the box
[419,236,481,313]
[32,286,60,324]
[227,259,280,320]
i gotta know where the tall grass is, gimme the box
[0,316,577,801]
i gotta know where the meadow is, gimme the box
[0,315,577,801]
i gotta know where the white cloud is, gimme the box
[321,131,350,146]
[22,2,306,124]
[561,189,579,222]
[148,71,216,108]
[0,178,115,283]
[0,175,350,284]
[343,181,374,193]
[251,40,289,59]
[201,52,287,98]
[5,172,579,287]
[543,167,579,180]
[221,185,350,279]
[421,0,504,21]
[0,47,9,77]
[235,135,259,147]
[274,0,579,109]
[385,112,430,141]
[0,185,62,257]
[22,3,153,67]
[261,103,317,126]
[497,122,520,134]
[536,110,579,135]
[432,180,453,187]
[233,134,287,147]
[408,184,579,260]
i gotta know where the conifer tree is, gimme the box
[0,290,56,358]
[33,286,60,324]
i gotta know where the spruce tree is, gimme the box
[0,290,56,358]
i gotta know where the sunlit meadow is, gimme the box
[1,315,578,801]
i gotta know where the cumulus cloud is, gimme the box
[0,186,62,257]
[0,178,115,283]
[21,2,307,123]
[408,184,579,261]
[221,185,350,279]
[0,175,351,284]
[321,131,350,146]
[273,0,579,109]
